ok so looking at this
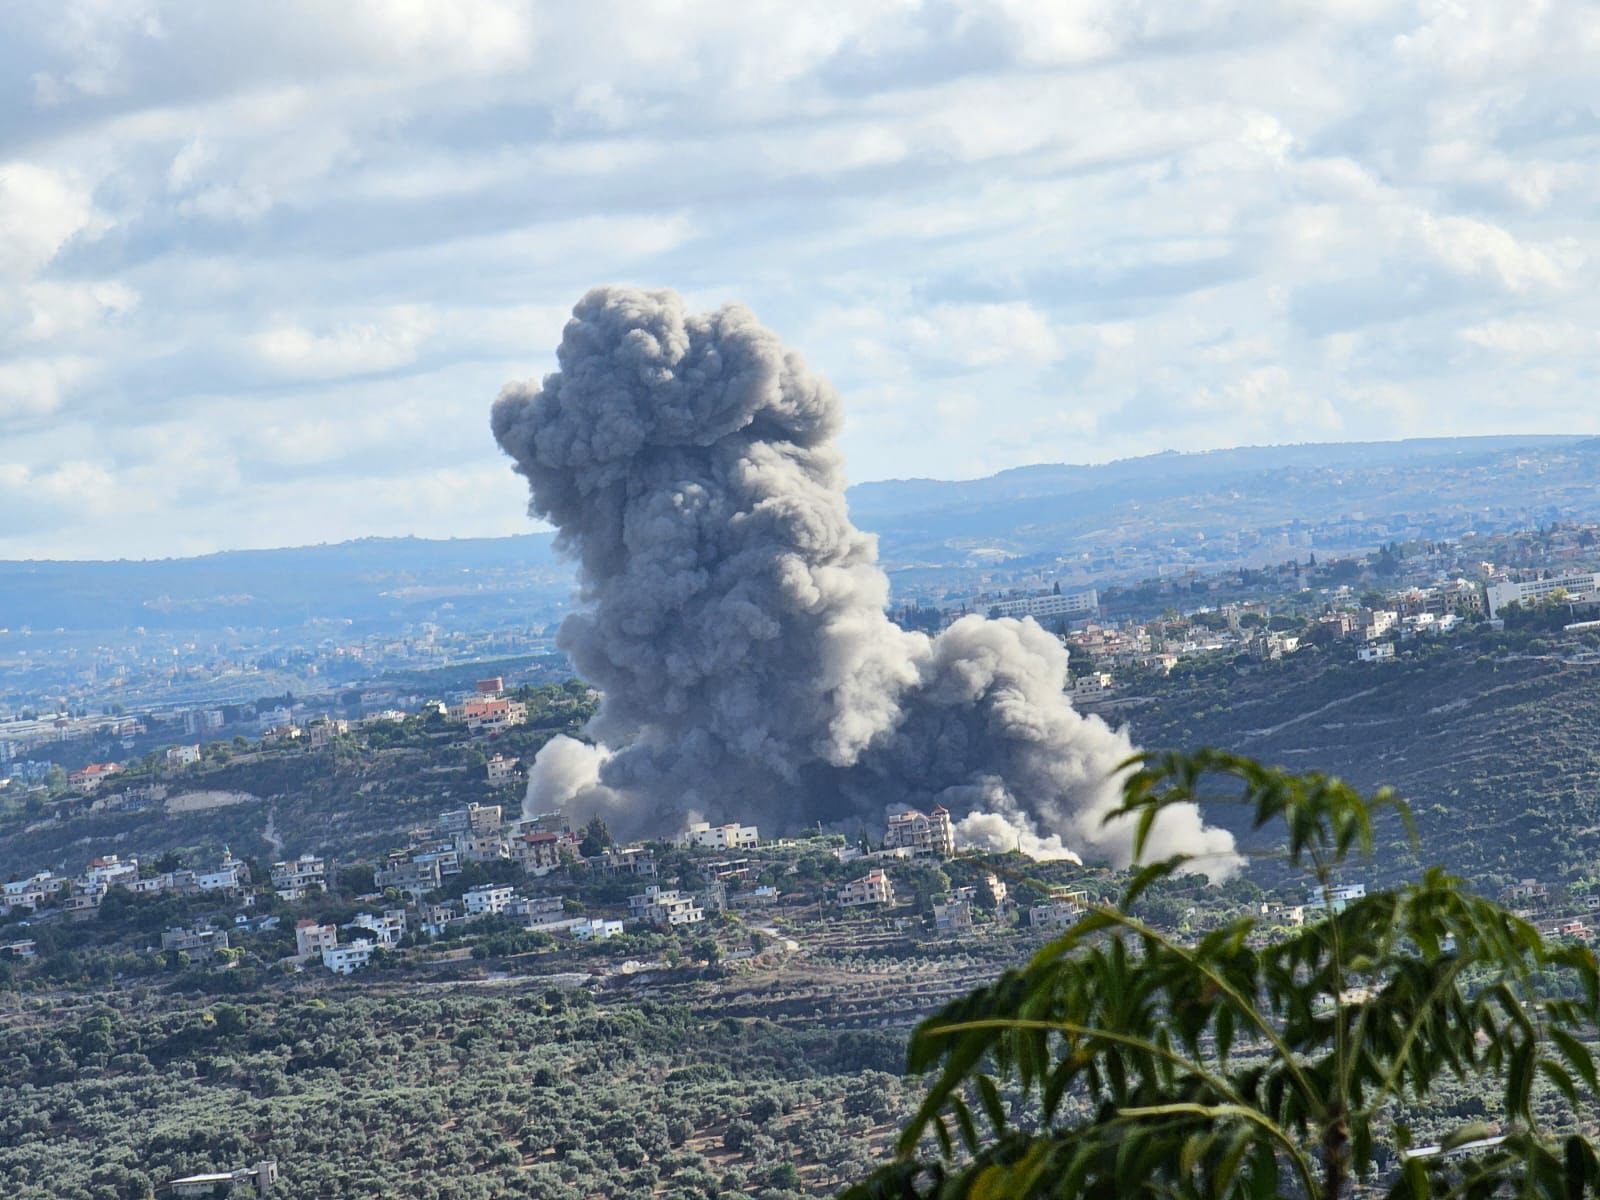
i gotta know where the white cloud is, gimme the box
[4,0,1600,557]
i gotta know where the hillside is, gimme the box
[6,435,1600,636]
[1119,630,1600,890]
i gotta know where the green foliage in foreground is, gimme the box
[845,749,1600,1200]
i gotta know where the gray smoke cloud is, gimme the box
[492,287,1240,877]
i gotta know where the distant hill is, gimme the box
[1121,631,1600,890]
[4,435,1599,633]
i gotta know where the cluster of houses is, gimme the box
[1,850,252,921]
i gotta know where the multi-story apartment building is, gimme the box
[838,870,895,909]
[682,821,759,851]
[884,806,956,859]
[322,940,375,975]
[438,803,502,837]
[162,924,231,963]
[509,830,565,875]
[295,920,338,957]
[347,909,407,946]
[270,854,327,901]
[462,884,514,916]
[628,885,704,926]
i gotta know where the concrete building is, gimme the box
[68,762,123,791]
[348,909,407,946]
[629,885,704,926]
[374,855,442,897]
[439,802,502,836]
[1486,572,1600,618]
[462,883,515,916]
[982,588,1099,621]
[165,744,202,768]
[838,869,895,909]
[683,821,759,851]
[573,918,625,940]
[486,753,521,785]
[270,854,327,901]
[598,845,658,876]
[167,1160,279,1197]
[322,939,376,975]
[1029,889,1090,930]
[294,920,338,957]
[161,924,230,963]
[933,898,973,934]
[1357,643,1395,663]
[509,831,565,876]
[884,806,956,859]
[1307,882,1366,914]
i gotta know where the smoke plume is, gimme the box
[492,287,1239,877]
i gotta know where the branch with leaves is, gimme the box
[842,748,1600,1200]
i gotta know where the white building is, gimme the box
[195,853,248,893]
[486,753,521,785]
[629,885,704,926]
[982,589,1099,621]
[348,909,407,946]
[1357,643,1395,663]
[838,869,895,909]
[462,883,515,916]
[295,920,338,957]
[1486,572,1600,617]
[884,806,956,859]
[573,917,625,940]
[165,744,202,768]
[323,939,376,974]
[1307,882,1366,914]
[683,821,759,851]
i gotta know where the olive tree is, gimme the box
[844,749,1600,1199]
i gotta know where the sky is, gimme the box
[2,1,1598,560]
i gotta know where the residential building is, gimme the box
[195,852,249,893]
[597,845,658,876]
[62,893,101,920]
[1357,643,1395,663]
[1070,671,1116,700]
[1029,889,1090,930]
[454,830,509,863]
[167,1160,279,1198]
[933,898,973,933]
[884,806,956,859]
[374,855,442,897]
[1486,572,1600,618]
[838,870,895,909]
[486,753,520,785]
[439,802,502,836]
[1501,879,1550,906]
[307,719,349,749]
[165,743,202,768]
[83,854,140,890]
[508,895,566,926]
[161,924,231,963]
[294,920,338,957]
[1307,882,1366,914]
[270,854,327,901]
[683,820,759,851]
[348,909,407,946]
[462,884,515,916]
[984,873,1008,910]
[449,697,528,731]
[68,761,123,791]
[323,939,376,975]
[629,885,704,926]
[573,918,625,940]
[509,830,566,876]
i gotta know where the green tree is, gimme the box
[579,816,614,858]
[844,749,1600,1200]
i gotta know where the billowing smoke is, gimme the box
[492,287,1240,877]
